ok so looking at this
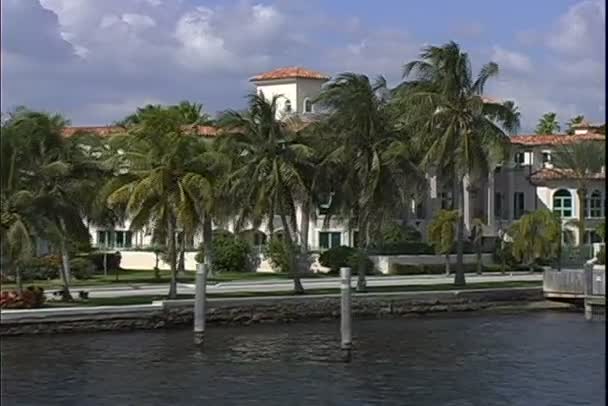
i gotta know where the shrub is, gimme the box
[367,241,435,255]
[85,252,122,273]
[265,237,293,273]
[0,286,46,309]
[69,257,96,280]
[200,234,254,273]
[597,245,606,265]
[319,246,375,275]
[378,223,422,243]
[20,256,61,281]
[390,263,480,275]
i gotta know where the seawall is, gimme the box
[0,288,572,336]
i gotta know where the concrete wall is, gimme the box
[0,288,546,336]
[119,251,199,271]
[543,269,586,297]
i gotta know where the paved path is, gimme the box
[51,272,542,299]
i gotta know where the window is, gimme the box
[284,100,292,112]
[584,230,602,244]
[494,192,503,218]
[96,230,132,248]
[553,189,572,218]
[319,232,341,249]
[304,98,313,113]
[542,152,552,166]
[513,192,525,219]
[514,152,525,165]
[317,192,334,216]
[586,190,603,218]
[352,231,359,248]
[253,232,267,246]
[440,191,453,210]
[415,201,425,219]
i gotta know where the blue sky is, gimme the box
[1,0,605,132]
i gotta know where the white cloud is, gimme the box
[121,13,156,29]
[491,46,532,73]
[546,0,605,57]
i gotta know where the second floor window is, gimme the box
[553,189,572,218]
[304,99,313,113]
[284,100,292,112]
[542,152,552,166]
[514,152,525,165]
[585,190,603,218]
[495,192,503,218]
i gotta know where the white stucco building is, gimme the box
[68,66,605,266]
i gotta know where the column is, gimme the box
[487,171,495,231]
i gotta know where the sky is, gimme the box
[1,0,605,132]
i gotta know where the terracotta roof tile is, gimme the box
[62,125,218,138]
[529,168,606,184]
[250,67,330,82]
[510,133,605,146]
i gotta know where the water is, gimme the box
[1,312,604,405]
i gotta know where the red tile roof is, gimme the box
[250,67,330,82]
[529,168,606,184]
[62,125,218,138]
[510,133,605,146]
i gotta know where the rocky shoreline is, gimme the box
[0,288,576,336]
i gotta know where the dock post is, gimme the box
[194,262,207,345]
[340,267,352,362]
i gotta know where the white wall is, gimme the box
[255,80,298,117]
[295,78,325,113]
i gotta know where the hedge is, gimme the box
[389,262,542,275]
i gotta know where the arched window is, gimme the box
[284,100,292,113]
[553,189,572,218]
[304,98,313,113]
[586,190,602,218]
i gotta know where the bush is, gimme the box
[379,223,422,243]
[20,256,61,281]
[597,245,606,265]
[0,286,46,309]
[367,241,435,255]
[85,252,122,273]
[69,257,96,280]
[200,234,254,273]
[390,263,479,275]
[265,237,293,273]
[319,246,375,275]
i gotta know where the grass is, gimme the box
[39,280,541,307]
[0,270,334,291]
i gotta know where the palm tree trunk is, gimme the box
[454,177,466,286]
[14,264,23,295]
[356,218,368,292]
[177,232,186,274]
[300,199,310,254]
[202,213,213,278]
[167,217,178,299]
[444,253,451,275]
[279,211,304,294]
[59,237,73,301]
[476,244,482,275]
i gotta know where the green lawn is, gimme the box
[40,280,541,307]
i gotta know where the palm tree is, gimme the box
[397,41,520,286]
[551,141,606,248]
[510,209,561,272]
[104,106,217,298]
[535,112,561,135]
[218,94,316,294]
[427,209,458,275]
[566,115,585,135]
[316,73,423,291]
[469,218,484,275]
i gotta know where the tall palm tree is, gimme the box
[566,115,585,135]
[396,41,520,286]
[316,73,423,291]
[104,107,217,298]
[551,141,606,248]
[535,112,561,135]
[218,94,315,294]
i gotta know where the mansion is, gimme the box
[63,67,606,257]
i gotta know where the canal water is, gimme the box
[1,312,604,405]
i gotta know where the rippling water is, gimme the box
[1,312,604,405]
